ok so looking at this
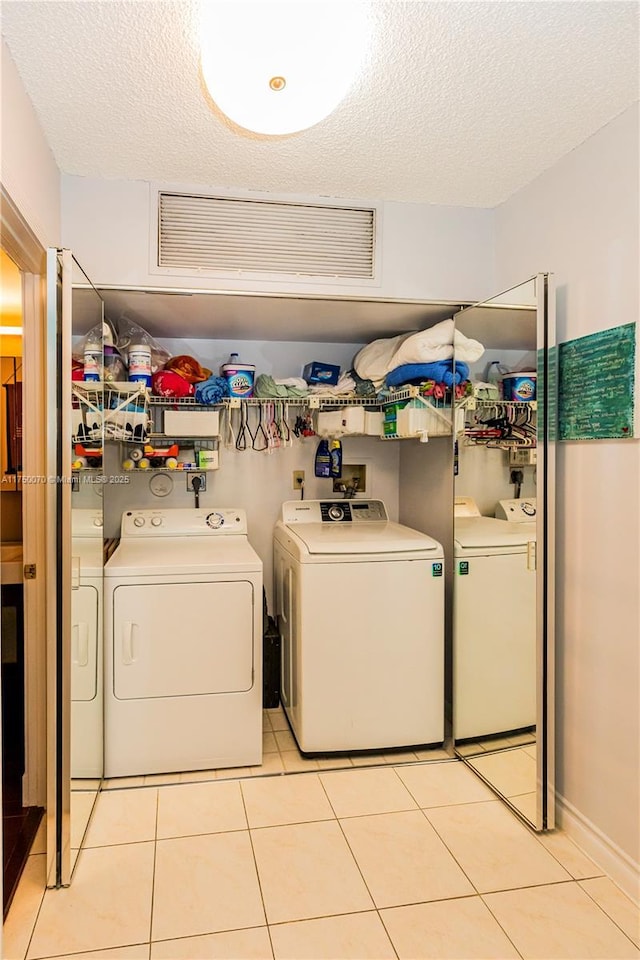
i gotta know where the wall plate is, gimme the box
[149,473,174,497]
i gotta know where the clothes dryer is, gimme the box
[274,500,444,753]
[453,497,536,741]
[104,508,262,777]
[71,509,104,778]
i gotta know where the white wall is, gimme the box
[61,175,495,304]
[0,40,60,247]
[495,103,640,897]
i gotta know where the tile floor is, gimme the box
[5,756,640,959]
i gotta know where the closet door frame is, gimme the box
[0,186,49,815]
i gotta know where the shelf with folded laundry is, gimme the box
[458,398,537,447]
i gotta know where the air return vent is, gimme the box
[157,192,376,280]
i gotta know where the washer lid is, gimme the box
[72,538,103,578]
[454,517,533,550]
[104,535,262,577]
[286,521,441,555]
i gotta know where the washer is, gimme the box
[274,500,444,753]
[453,496,536,741]
[104,508,262,777]
[71,508,104,779]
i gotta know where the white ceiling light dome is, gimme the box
[199,0,372,136]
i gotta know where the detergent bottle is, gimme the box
[485,360,509,398]
[221,352,256,398]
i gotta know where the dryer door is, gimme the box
[71,584,99,701]
[112,580,254,699]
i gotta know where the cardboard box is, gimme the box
[303,361,341,386]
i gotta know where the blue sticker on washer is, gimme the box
[458,561,469,575]
[432,562,443,577]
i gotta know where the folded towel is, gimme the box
[254,374,308,398]
[389,319,455,368]
[354,319,455,387]
[385,360,470,389]
[275,377,308,391]
[194,376,229,404]
[308,372,357,396]
[454,329,485,363]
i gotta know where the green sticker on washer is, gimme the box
[458,561,469,575]
[432,562,443,577]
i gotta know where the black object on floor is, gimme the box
[263,615,281,709]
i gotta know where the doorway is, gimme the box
[0,246,43,913]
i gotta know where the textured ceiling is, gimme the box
[1,1,638,207]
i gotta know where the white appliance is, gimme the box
[104,508,262,777]
[274,499,444,753]
[453,497,536,741]
[71,508,104,779]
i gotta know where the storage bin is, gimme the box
[502,372,537,401]
[364,410,384,435]
[395,403,453,438]
[163,409,220,437]
[316,406,365,436]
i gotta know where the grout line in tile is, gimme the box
[479,876,583,897]
[528,828,606,881]
[12,852,48,960]
[315,775,379,914]
[418,803,488,898]
[477,888,526,959]
[148,789,160,949]
[577,879,640,949]
[149,923,270,947]
[239,781,273,951]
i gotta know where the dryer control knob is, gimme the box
[133,516,145,527]
[151,516,163,527]
[92,517,103,527]
[206,512,224,529]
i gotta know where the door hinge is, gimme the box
[24,563,37,580]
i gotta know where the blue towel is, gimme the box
[385,360,469,388]
[194,376,229,404]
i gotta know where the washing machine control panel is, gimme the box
[121,508,248,537]
[281,500,388,524]
[495,498,537,522]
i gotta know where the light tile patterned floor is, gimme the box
[5,761,639,960]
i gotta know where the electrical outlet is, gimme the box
[292,470,305,490]
[186,472,206,492]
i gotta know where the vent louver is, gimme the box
[158,192,375,279]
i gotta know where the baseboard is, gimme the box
[556,793,640,904]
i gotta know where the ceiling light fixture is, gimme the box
[199,0,371,136]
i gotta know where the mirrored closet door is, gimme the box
[46,250,105,887]
[452,274,555,831]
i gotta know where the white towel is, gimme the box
[453,330,485,363]
[354,319,454,386]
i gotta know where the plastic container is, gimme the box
[220,353,255,398]
[128,343,152,387]
[502,371,537,401]
[83,341,102,382]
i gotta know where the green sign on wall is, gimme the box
[558,323,636,440]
